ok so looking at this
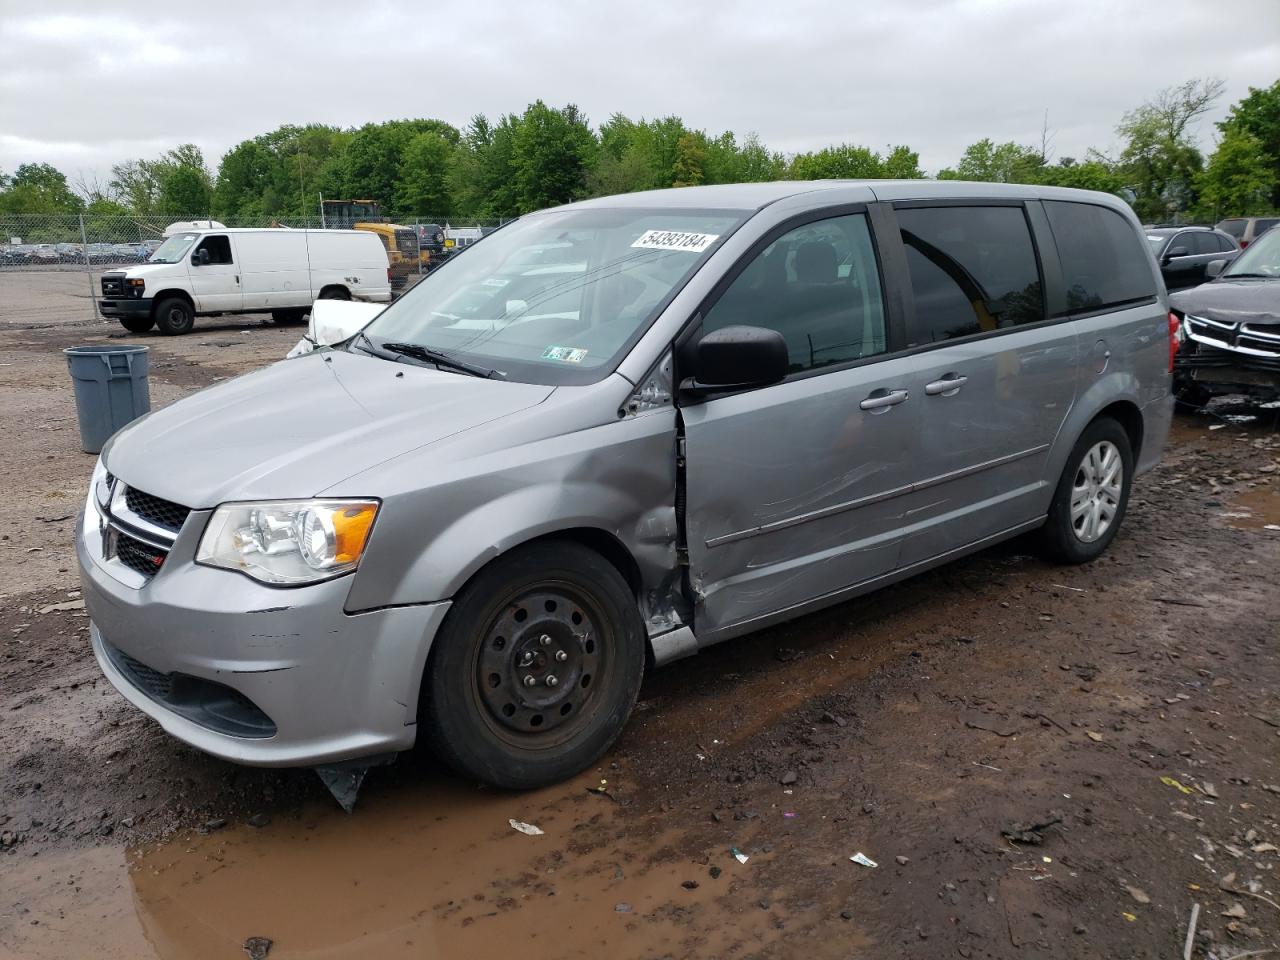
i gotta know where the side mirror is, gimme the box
[305,298,385,348]
[1206,259,1227,279]
[683,325,789,396]
[1163,246,1189,263]
[191,248,210,266]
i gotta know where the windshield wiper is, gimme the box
[381,341,503,379]
[1222,272,1276,280]
[349,330,389,357]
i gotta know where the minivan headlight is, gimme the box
[196,500,379,586]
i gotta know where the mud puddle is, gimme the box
[1,773,815,960]
[1222,478,1280,530]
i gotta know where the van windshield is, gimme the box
[149,233,197,264]
[1222,226,1280,279]
[358,207,746,385]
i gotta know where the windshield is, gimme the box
[1146,234,1169,253]
[360,207,746,384]
[149,233,197,264]
[1223,226,1280,278]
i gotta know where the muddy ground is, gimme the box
[1,312,1278,960]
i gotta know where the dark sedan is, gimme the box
[1170,227,1280,404]
[1146,226,1240,291]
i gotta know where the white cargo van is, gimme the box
[98,227,392,335]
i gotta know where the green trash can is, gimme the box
[64,345,151,454]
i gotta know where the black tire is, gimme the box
[318,286,350,301]
[422,541,646,789]
[1175,381,1212,410]
[154,296,195,336]
[270,309,307,325]
[1037,417,1134,564]
[118,315,154,334]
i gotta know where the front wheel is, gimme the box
[421,541,646,789]
[153,296,195,336]
[1037,418,1133,564]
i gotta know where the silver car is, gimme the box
[78,181,1174,789]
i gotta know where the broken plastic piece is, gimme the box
[849,852,878,868]
[509,819,544,836]
[1160,776,1194,795]
[313,753,396,812]
[731,847,749,864]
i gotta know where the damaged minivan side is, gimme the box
[78,181,1173,792]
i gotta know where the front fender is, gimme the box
[343,409,679,617]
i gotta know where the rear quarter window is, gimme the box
[1043,202,1156,313]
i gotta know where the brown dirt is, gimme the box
[1,317,1277,959]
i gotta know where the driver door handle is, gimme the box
[859,389,909,411]
[925,374,968,397]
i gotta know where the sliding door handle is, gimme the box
[925,374,968,397]
[859,388,909,412]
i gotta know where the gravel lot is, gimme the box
[1,308,1277,960]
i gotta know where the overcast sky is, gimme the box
[2,0,1278,188]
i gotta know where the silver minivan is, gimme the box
[78,181,1175,789]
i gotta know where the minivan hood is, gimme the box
[114,262,180,279]
[1170,280,1280,327]
[105,351,554,507]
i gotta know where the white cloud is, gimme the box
[0,0,1276,182]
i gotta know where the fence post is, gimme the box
[79,214,96,322]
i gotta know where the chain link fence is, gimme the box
[0,213,509,327]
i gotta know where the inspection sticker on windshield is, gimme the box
[631,230,719,254]
[542,346,588,363]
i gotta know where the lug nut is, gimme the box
[523,675,536,687]
[555,650,568,662]
[539,634,552,646]
[545,675,558,687]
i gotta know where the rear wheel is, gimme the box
[118,315,154,334]
[318,286,350,301]
[422,541,646,789]
[153,296,194,336]
[1037,418,1133,564]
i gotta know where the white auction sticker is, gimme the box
[631,230,720,253]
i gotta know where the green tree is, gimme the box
[0,162,83,214]
[789,144,884,180]
[1114,77,1225,221]
[939,139,1044,182]
[671,133,707,187]
[396,131,455,216]
[1217,80,1280,208]
[509,101,597,212]
[1196,128,1277,219]
[880,145,924,179]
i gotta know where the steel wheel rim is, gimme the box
[475,585,606,744]
[1070,440,1122,543]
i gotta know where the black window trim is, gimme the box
[673,201,906,395]
[884,198,1054,352]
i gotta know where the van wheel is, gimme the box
[1037,418,1133,564]
[422,541,645,789]
[319,287,350,301]
[271,309,307,325]
[119,316,154,334]
[154,297,194,336]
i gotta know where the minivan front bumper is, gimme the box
[99,297,153,318]
[77,510,448,767]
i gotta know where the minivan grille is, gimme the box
[124,487,191,534]
[114,531,168,578]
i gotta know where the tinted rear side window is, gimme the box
[1214,233,1237,252]
[897,205,1044,346]
[1043,202,1156,313]
[1258,219,1280,236]
[1218,219,1246,239]
[1189,233,1219,255]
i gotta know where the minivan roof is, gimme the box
[167,227,370,236]
[560,179,1136,213]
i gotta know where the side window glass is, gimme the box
[1044,202,1157,313]
[703,213,887,373]
[1189,233,1217,256]
[1217,234,1237,252]
[897,205,1044,346]
[1220,220,1245,239]
[197,235,233,264]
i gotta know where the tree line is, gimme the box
[2,78,1276,226]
